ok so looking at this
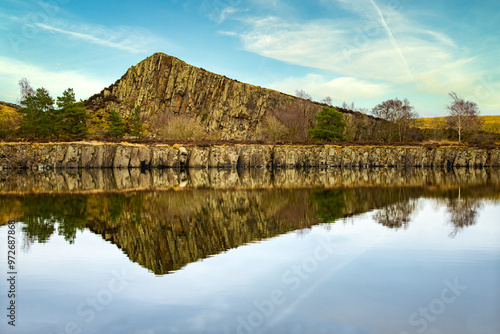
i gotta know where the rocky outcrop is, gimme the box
[1,142,499,170]
[84,52,383,140]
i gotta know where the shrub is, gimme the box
[257,101,320,142]
[309,107,346,142]
[469,133,496,145]
[256,114,291,141]
[155,110,207,140]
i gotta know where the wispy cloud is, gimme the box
[269,74,390,102]
[236,8,493,100]
[367,0,413,82]
[0,56,109,102]
[218,7,241,23]
[34,21,171,53]
[218,30,238,36]
[208,0,499,114]
[36,23,140,53]
[204,3,245,24]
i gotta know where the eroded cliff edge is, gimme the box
[1,142,499,169]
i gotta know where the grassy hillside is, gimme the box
[416,116,500,135]
[0,103,22,138]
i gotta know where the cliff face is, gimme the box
[1,142,499,170]
[85,53,382,140]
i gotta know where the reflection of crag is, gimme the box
[83,185,498,275]
[2,173,499,275]
[85,190,321,274]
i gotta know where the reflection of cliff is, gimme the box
[86,190,320,274]
[2,190,323,274]
[2,177,499,274]
[2,168,500,195]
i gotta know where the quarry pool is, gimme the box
[0,168,499,334]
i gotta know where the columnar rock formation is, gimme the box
[1,142,499,170]
[85,52,382,140]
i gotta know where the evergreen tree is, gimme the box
[56,88,90,138]
[107,110,125,138]
[309,107,346,142]
[18,87,54,138]
[63,101,90,138]
[129,105,144,137]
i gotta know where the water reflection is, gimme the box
[1,167,499,194]
[445,189,482,238]
[372,197,418,230]
[1,169,498,275]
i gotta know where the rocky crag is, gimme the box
[0,142,499,170]
[85,52,382,140]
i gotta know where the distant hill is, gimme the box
[85,52,383,141]
[416,116,500,135]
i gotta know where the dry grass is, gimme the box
[256,114,291,141]
[482,116,500,134]
[421,139,459,146]
[154,110,208,140]
[0,104,22,138]
[417,116,500,134]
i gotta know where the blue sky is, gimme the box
[1,0,499,116]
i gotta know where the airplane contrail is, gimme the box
[369,0,414,82]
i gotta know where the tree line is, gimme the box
[257,89,487,144]
[12,78,143,139]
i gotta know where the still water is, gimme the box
[0,168,499,334]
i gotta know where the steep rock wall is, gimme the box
[85,53,382,140]
[1,142,499,169]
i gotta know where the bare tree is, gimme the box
[291,90,319,141]
[263,102,319,142]
[18,78,35,104]
[341,101,356,111]
[321,96,333,106]
[446,92,482,144]
[371,98,418,142]
[295,89,312,101]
